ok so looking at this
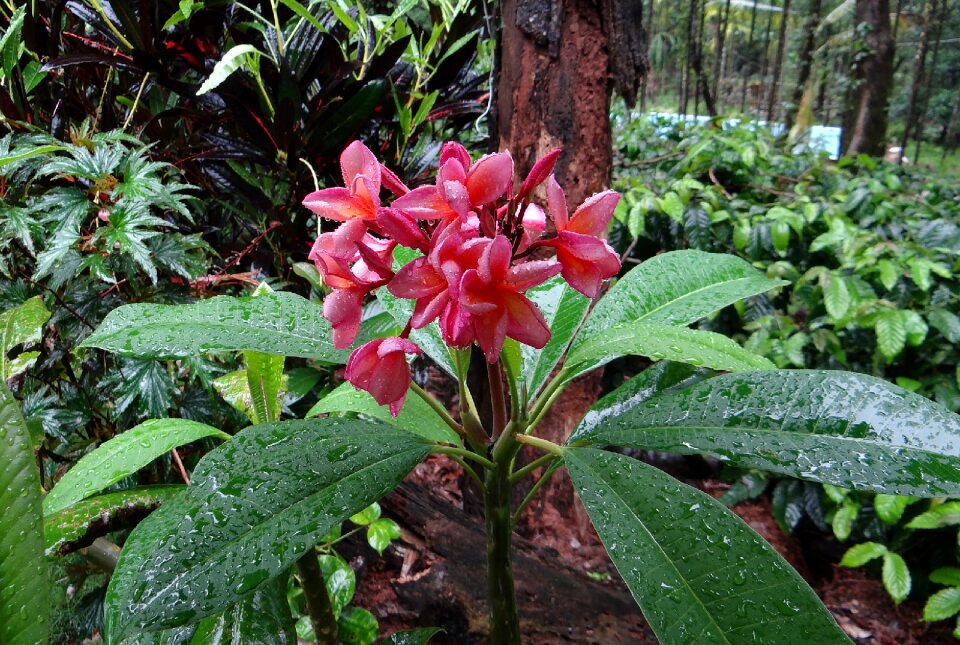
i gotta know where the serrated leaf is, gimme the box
[1,296,51,380]
[44,485,184,556]
[876,310,906,362]
[882,552,911,604]
[82,292,349,363]
[832,498,859,541]
[566,322,774,373]
[906,502,960,529]
[569,370,960,496]
[931,568,960,587]
[382,627,444,645]
[197,44,261,95]
[338,607,378,645]
[824,274,851,320]
[925,587,960,622]
[929,309,960,344]
[0,383,49,645]
[566,448,848,644]
[103,418,429,640]
[874,494,916,525]
[656,191,684,221]
[307,381,459,445]
[840,542,887,567]
[574,251,786,365]
[877,260,899,291]
[43,419,229,516]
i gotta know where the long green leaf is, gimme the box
[0,383,49,645]
[570,370,960,496]
[566,322,775,373]
[520,275,590,398]
[0,144,66,168]
[1,296,51,380]
[81,292,349,363]
[573,250,786,349]
[43,419,229,516]
[307,381,460,445]
[45,485,185,556]
[382,628,444,645]
[190,575,296,644]
[566,448,849,644]
[197,44,261,95]
[103,418,430,641]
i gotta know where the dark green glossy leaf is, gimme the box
[81,292,348,362]
[0,383,49,645]
[520,275,589,397]
[566,448,849,644]
[245,350,284,424]
[338,607,378,645]
[570,370,960,496]
[45,485,185,556]
[104,418,430,641]
[382,627,444,644]
[566,322,774,373]
[367,518,401,555]
[319,554,355,618]
[44,419,229,516]
[574,250,786,351]
[189,575,296,644]
[307,381,460,445]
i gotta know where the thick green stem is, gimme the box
[296,549,338,644]
[484,448,521,644]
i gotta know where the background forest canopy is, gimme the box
[2,0,960,643]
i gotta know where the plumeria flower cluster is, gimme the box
[303,141,620,415]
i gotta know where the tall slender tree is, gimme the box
[900,0,932,162]
[766,0,792,122]
[784,0,823,132]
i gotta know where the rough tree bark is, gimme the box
[900,0,932,162]
[783,0,823,132]
[765,0,792,122]
[840,0,895,157]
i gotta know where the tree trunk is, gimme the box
[712,0,733,110]
[682,0,698,115]
[912,0,944,162]
[765,0,792,123]
[740,0,760,112]
[783,0,823,131]
[840,0,895,157]
[900,0,931,162]
[758,2,776,113]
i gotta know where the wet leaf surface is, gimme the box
[43,419,230,516]
[81,291,348,362]
[566,447,850,644]
[570,370,960,496]
[0,383,50,645]
[103,417,430,641]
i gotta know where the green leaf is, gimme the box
[212,370,256,422]
[103,418,429,640]
[839,542,887,567]
[349,502,381,526]
[882,552,911,604]
[831,499,859,541]
[45,485,184,556]
[569,370,960,497]
[0,383,49,645]
[929,309,960,344]
[367,518,401,555]
[82,292,349,363]
[657,191,684,221]
[0,144,65,168]
[876,310,906,362]
[931,568,960,587]
[245,350,284,424]
[906,502,960,529]
[824,274,851,320]
[338,607,378,645]
[566,448,848,644]
[382,627,444,645]
[307,381,459,445]
[277,0,328,32]
[190,575,296,644]
[574,251,785,357]
[925,588,960,622]
[873,494,917,525]
[1,296,51,380]
[877,260,899,291]
[43,419,229,516]
[197,44,261,95]
[319,554,355,618]
[566,322,774,373]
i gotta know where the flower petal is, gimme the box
[466,152,513,207]
[505,259,561,291]
[502,291,551,349]
[388,257,446,299]
[517,149,561,200]
[377,208,428,251]
[477,235,512,285]
[340,140,381,190]
[546,175,568,230]
[568,190,620,237]
[473,309,508,363]
[392,185,456,220]
[439,142,471,172]
[303,187,371,222]
[323,289,364,348]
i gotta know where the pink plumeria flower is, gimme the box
[459,235,561,363]
[302,141,382,222]
[345,337,422,416]
[392,142,514,220]
[540,176,621,298]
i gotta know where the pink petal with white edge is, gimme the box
[466,152,513,207]
[392,186,455,220]
[340,141,381,189]
[568,191,620,237]
[503,292,551,349]
[303,188,370,222]
[506,260,561,291]
[546,176,568,230]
